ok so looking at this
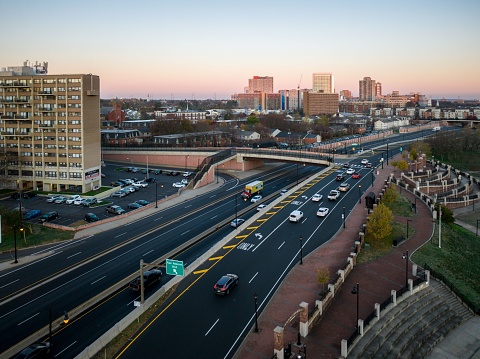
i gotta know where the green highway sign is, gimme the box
[166,259,185,276]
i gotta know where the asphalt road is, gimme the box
[0,163,317,358]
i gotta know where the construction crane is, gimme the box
[297,74,302,90]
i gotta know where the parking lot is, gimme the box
[4,162,196,227]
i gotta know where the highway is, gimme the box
[0,163,318,358]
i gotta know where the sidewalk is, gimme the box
[233,156,478,359]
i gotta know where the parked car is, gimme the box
[346,168,355,175]
[338,183,350,192]
[24,209,41,220]
[183,171,192,177]
[11,192,36,200]
[82,197,98,207]
[213,274,239,295]
[111,191,126,198]
[66,195,81,204]
[133,181,148,188]
[351,172,361,179]
[230,218,245,228]
[316,207,329,217]
[251,195,262,203]
[311,193,323,202]
[145,177,156,183]
[54,196,67,204]
[84,213,99,223]
[141,169,148,174]
[135,200,149,206]
[45,194,60,203]
[129,268,162,292]
[73,197,85,205]
[128,202,142,210]
[106,205,125,215]
[173,182,185,188]
[110,181,123,187]
[154,169,162,175]
[289,210,304,223]
[124,186,136,194]
[181,178,189,185]
[38,211,59,223]
[14,341,51,359]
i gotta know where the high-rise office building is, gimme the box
[312,73,334,93]
[375,82,382,97]
[247,76,274,94]
[359,77,376,101]
[303,92,339,116]
[0,61,101,193]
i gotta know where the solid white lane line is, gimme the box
[115,232,127,238]
[205,319,219,336]
[278,241,285,250]
[249,272,258,284]
[17,312,39,326]
[54,341,77,357]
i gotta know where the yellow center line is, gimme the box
[193,269,208,275]
[208,256,223,261]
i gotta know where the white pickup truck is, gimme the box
[328,190,340,201]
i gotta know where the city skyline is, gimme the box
[2,0,480,100]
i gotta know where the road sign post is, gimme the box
[166,259,185,276]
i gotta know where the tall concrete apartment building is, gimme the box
[312,73,334,93]
[0,62,101,193]
[359,76,376,101]
[247,76,274,94]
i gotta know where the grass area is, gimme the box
[91,285,177,359]
[455,207,480,228]
[385,191,415,218]
[437,150,480,171]
[411,223,480,310]
[0,224,74,254]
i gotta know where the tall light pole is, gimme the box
[402,250,409,287]
[351,283,359,334]
[371,171,374,187]
[254,293,259,332]
[13,224,18,263]
[299,236,303,265]
[406,219,412,239]
[358,185,362,204]
[476,219,479,237]
[342,206,346,228]
[386,141,389,165]
[155,183,158,208]
[381,152,384,169]
[296,163,299,186]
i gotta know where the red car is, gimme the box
[352,172,361,179]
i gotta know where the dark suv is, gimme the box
[38,211,59,223]
[129,268,163,291]
[335,173,345,181]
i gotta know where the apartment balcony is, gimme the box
[39,106,55,112]
[38,123,55,128]
[0,82,29,88]
[38,90,56,96]
[0,115,14,119]
[14,114,29,120]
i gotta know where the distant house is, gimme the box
[274,131,321,145]
[236,130,260,141]
[101,129,143,146]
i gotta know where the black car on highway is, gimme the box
[129,268,163,292]
[213,274,239,295]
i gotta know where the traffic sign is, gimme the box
[166,259,185,276]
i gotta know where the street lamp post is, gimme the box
[381,152,384,169]
[299,236,303,265]
[296,163,299,186]
[342,206,346,228]
[402,250,409,287]
[386,141,389,165]
[371,171,374,187]
[476,219,479,237]
[235,194,238,224]
[351,283,359,334]
[13,224,18,263]
[407,219,412,239]
[358,185,362,204]
[254,293,259,332]
[155,183,158,208]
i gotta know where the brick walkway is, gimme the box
[234,155,435,359]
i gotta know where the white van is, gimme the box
[432,126,440,132]
[289,210,304,223]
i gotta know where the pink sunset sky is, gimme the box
[3,0,480,100]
